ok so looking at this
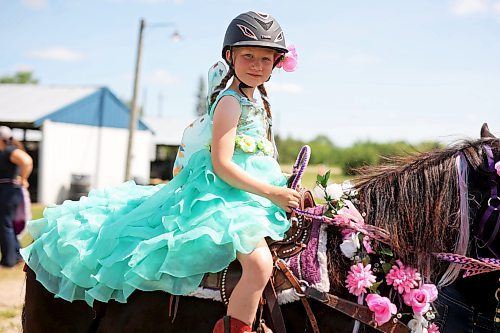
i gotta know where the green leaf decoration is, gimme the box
[379,247,393,257]
[324,170,331,184]
[382,263,392,274]
[369,280,383,292]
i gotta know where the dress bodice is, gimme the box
[172,62,277,177]
[212,89,275,157]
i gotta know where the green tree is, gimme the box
[0,71,38,84]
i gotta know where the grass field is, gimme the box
[18,203,45,248]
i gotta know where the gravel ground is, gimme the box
[0,263,25,333]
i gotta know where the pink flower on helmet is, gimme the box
[403,284,437,315]
[365,294,397,326]
[276,45,298,72]
[345,263,377,296]
[386,260,421,294]
[495,161,500,176]
[427,323,440,333]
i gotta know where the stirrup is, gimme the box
[212,316,254,333]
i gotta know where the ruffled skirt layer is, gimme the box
[21,150,289,305]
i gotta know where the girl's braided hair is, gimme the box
[209,68,273,121]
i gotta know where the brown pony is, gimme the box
[22,125,499,333]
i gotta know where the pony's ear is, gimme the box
[480,123,496,138]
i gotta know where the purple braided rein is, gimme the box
[289,146,392,244]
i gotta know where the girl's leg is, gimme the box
[227,238,273,326]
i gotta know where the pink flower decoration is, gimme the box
[276,45,298,72]
[427,323,440,333]
[495,161,500,176]
[420,284,438,302]
[403,284,437,315]
[345,263,377,296]
[341,230,355,240]
[363,235,374,254]
[366,294,397,326]
[386,260,421,294]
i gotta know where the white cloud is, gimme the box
[452,0,488,15]
[21,0,47,9]
[29,47,83,62]
[143,69,178,86]
[267,82,303,94]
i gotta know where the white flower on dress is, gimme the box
[326,183,344,201]
[340,232,361,258]
[235,135,256,153]
[257,139,274,156]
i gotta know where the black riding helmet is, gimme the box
[222,11,288,62]
[222,11,288,93]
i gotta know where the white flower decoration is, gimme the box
[326,183,344,201]
[236,135,256,153]
[312,185,325,199]
[340,232,361,258]
[408,315,429,333]
[257,139,274,156]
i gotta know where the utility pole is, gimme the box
[124,19,180,181]
[124,18,145,181]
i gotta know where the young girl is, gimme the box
[21,11,298,333]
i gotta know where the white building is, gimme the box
[0,84,154,204]
[142,115,196,181]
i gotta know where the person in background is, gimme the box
[0,126,33,268]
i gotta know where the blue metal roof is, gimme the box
[33,87,151,131]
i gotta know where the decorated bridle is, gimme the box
[434,144,500,277]
[477,144,500,258]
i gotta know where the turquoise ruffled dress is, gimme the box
[21,64,290,306]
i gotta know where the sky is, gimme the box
[1,0,499,146]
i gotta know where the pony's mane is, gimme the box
[327,138,497,290]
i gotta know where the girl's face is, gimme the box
[228,47,277,87]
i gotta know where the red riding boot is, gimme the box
[212,316,254,333]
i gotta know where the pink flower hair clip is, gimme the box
[276,45,298,72]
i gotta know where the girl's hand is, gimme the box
[267,186,301,213]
